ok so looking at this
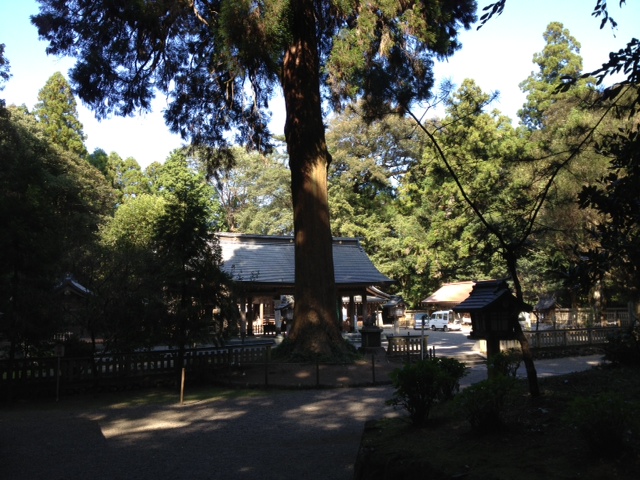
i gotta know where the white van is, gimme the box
[428,310,462,331]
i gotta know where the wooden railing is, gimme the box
[386,335,429,356]
[1,343,394,395]
[524,327,618,349]
[1,343,271,392]
[543,308,631,328]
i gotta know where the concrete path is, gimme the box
[462,354,605,386]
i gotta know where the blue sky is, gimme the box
[1,1,638,168]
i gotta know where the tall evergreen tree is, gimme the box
[0,43,10,110]
[33,72,88,157]
[96,151,232,352]
[0,106,112,364]
[518,22,586,130]
[516,23,609,309]
[400,80,522,294]
[326,107,424,301]
[209,147,292,235]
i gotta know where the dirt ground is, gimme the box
[1,383,400,480]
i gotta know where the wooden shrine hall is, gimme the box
[216,233,394,334]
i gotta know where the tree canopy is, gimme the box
[0,105,113,356]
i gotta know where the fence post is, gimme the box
[371,353,376,384]
[180,367,186,405]
[315,357,320,387]
[406,338,410,364]
[56,356,61,402]
[264,347,269,387]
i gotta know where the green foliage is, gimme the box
[326,106,427,301]
[518,22,588,130]
[432,357,469,400]
[209,147,292,234]
[88,148,109,175]
[455,376,516,433]
[564,393,636,457]
[0,106,113,350]
[386,357,467,427]
[398,79,521,295]
[579,120,640,296]
[33,72,88,157]
[487,348,522,378]
[101,194,166,249]
[0,43,10,109]
[32,0,477,358]
[93,149,233,352]
[603,324,640,366]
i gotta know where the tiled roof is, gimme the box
[453,279,530,312]
[216,233,393,288]
[535,296,556,311]
[422,281,475,305]
[54,274,92,297]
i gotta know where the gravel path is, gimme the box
[1,386,399,480]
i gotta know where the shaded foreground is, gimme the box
[0,385,400,480]
[355,364,640,480]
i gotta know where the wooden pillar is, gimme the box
[239,299,247,341]
[360,289,368,332]
[348,295,355,332]
[247,296,254,336]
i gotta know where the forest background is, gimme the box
[1,2,638,358]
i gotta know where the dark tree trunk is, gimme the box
[505,248,540,397]
[282,0,344,357]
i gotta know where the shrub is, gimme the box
[433,357,468,400]
[603,324,640,366]
[564,393,635,457]
[455,376,515,433]
[386,357,467,427]
[487,348,521,378]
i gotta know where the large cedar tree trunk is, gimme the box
[281,1,345,357]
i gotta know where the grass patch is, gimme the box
[358,364,640,480]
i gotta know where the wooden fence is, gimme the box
[1,325,627,396]
[543,308,631,328]
[524,327,617,349]
[387,335,428,356]
[1,343,271,395]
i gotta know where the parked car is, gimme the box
[413,312,431,330]
[428,310,462,331]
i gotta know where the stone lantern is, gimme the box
[382,295,405,334]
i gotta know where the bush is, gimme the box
[564,393,636,457]
[433,357,468,400]
[487,348,521,378]
[455,376,515,433]
[386,357,467,427]
[604,324,640,366]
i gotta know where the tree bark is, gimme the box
[282,0,344,357]
[505,248,540,397]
